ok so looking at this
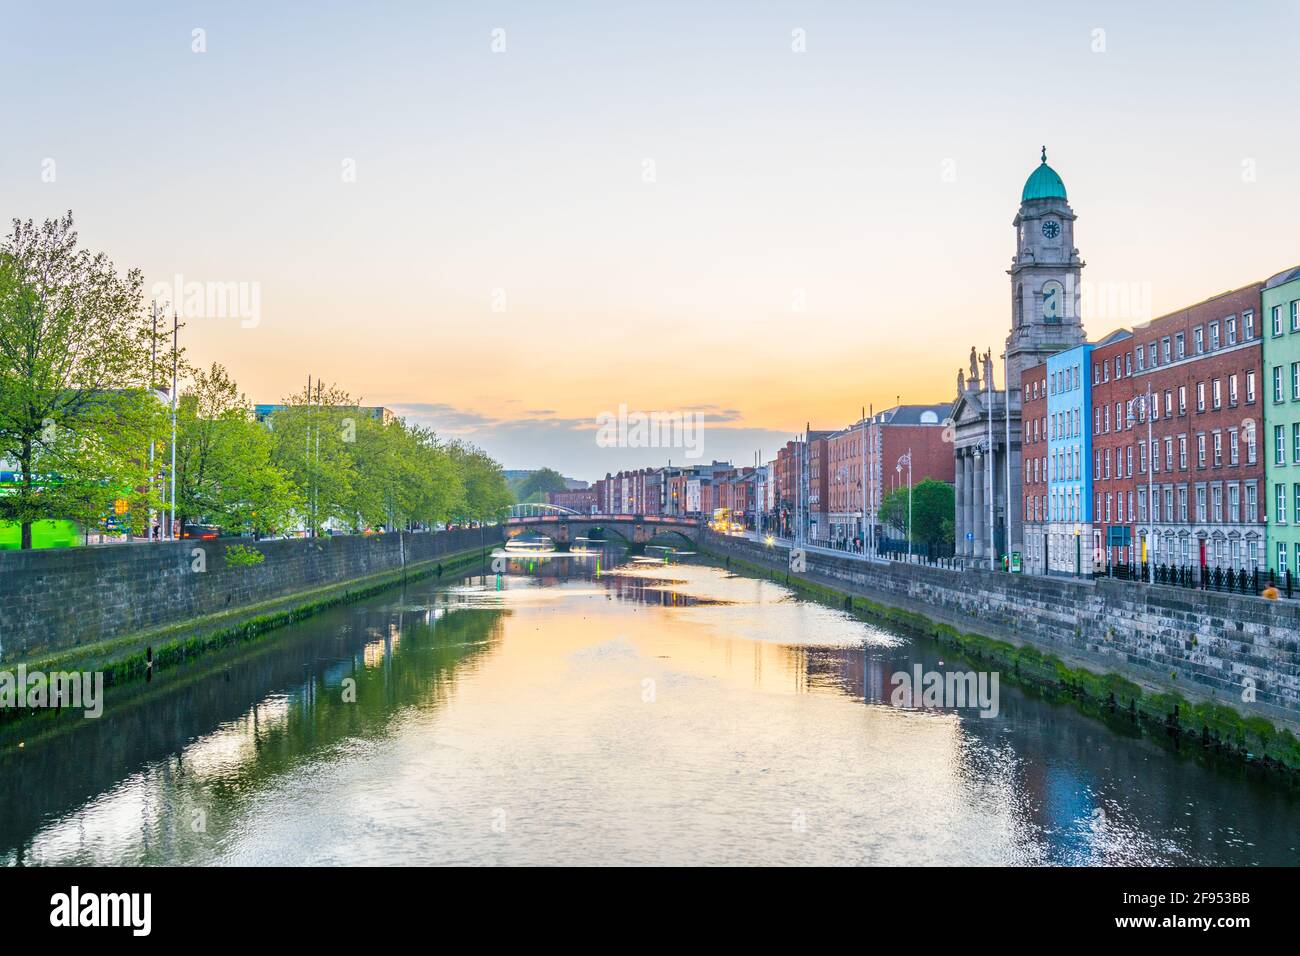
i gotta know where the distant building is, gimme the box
[820,405,952,547]
[547,488,597,513]
[255,404,395,426]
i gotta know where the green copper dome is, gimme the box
[1021,147,1067,202]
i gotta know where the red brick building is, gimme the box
[826,426,866,544]
[806,431,831,542]
[1132,282,1264,572]
[547,488,597,513]
[714,468,760,526]
[593,468,652,515]
[1089,329,1136,568]
[1021,364,1049,572]
[774,440,800,536]
[666,469,689,516]
[824,405,954,547]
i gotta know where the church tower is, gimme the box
[1005,147,1087,390]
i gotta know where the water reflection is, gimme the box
[2,547,1297,866]
[0,602,505,865]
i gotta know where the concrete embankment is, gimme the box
[0,527,502,680]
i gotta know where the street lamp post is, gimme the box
[148,300,157,541]
[897,451,913,560]
[168,311,178,540]
[985,348,996,570]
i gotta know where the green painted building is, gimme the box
[1263,265,1300,579]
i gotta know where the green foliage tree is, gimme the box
[175,363,303,535]
[344,414,462,532]
[879,478,956,549]
[266,384,509,534]
[0,212,166,547]
[516,467,567,503]
[447,441,513,523]
[267,382,360,535]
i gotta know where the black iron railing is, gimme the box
[1091,561,1292,597]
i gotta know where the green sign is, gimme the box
[1010,551,1022,573]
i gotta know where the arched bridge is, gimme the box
[503,513,702,549]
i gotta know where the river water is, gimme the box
[2,548,1297,866]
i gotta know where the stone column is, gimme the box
[963,448,975,556]
[992,446,1002,560]
[972,451,985,560]
[954,452,966,556]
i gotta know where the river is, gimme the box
[2,548,1297,865]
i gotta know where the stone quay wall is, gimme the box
[0,527,502,662]
[703,532,1300,727]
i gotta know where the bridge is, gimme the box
[502,511,702,549]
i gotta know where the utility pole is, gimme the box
[306,375,313,537]
[907,448,913,560]
[859,406,866,558]
[148,301,157,541]
[1004,349,1012,571]
[168,311,178,540]
[314,378,322,534]
[866,405,875,559]
[986,348,995,569]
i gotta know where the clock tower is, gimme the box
[1006,147,1087,391]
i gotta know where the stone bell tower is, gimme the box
[1006,147,1087,391]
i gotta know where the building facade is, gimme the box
[1133,283,1265,573]
[803,431,831,543]
[1046,343,1093,574]
[1089,330,1136,569]
[826,425,866,546]
[1263,267,1300,578]
[1021,365,1049,572]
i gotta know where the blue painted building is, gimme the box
[1046,343,1094,574]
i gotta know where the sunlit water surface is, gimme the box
[2,551,1297,865]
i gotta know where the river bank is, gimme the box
[0,542,493,734]
[700,536,1300,782]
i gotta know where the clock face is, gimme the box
[1041,280,1064,321]
[1041,219,1061,239]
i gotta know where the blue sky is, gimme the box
[3,1,1297,479]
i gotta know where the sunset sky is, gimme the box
[4,1,1298,479]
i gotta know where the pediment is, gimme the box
[950,391,985,425]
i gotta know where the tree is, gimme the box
[399,423,460,528]
[0,212,166,547]
[175,363,302,535]
[516,467,567,503]
[344,415,461,532]
[879,478,955,549]
[447,441,512,522]
[266,382,360,535]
